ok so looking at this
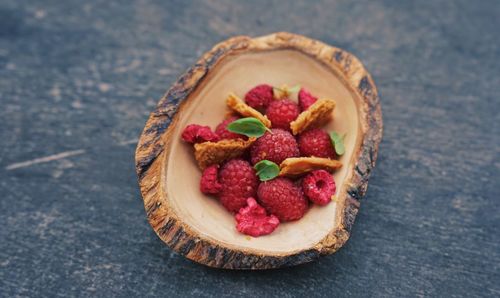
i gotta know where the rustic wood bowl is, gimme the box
[135,32,383,269]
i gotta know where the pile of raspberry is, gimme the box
[182,84,338,237]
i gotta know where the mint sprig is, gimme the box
[329,132,346,156]
[273,84,301,99]
[254,160,280,181]
[287,84,301,93]
[227,117,270,138]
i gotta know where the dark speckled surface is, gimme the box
[1,0,499,297]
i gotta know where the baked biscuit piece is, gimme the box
[290,99,336,135]
[279,157,342,177]
[226,93,271,127]
[194,138,256,169]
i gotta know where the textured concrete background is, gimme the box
[1,0,499,297]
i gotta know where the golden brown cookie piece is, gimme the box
[279,157,342,177]
[226,93,271,127]
[290,98,336,135]
[194,138,256,169]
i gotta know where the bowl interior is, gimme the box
[165,49,361,254]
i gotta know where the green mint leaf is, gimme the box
[254,160,280,181]
[329,131,346,156]
[272,87,284,99]
[273,85,301,99]
[288,84,301,93]
[227,117,269,137]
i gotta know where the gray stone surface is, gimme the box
[1,0,499,297]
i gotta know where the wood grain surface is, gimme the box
[135,32,382,269]
[0,0,498,296]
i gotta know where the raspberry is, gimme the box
[298,129,336,159]
[218,159,259,212]
[257,177,308,221]
[298,88,318,111]
[199,165,222,194]
[181,124,219,143]
[250,129,300,165]
[215,116,245,140]
[265,99,300,130]
[235,198,280,237]
[302,170,336,205]
[244,84,274,112]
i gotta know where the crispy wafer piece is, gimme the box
[194,138,256,169]
[290,98,336,135]
[279,157,342,177]
[226,93,271,127]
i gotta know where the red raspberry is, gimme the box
[298,88,318,111]
[181,124,219,143]
[257,177,308,221]
[250,129,300,165]
[199,165,222,195]
[265,99,300,130]
[244,84,274,112]
[235,198,280,237]
[215,116,245,140]
[218,159,259,212]
[302,170,336,205]
[298,129,336,159]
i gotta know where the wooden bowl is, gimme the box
[135,32,383,269]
